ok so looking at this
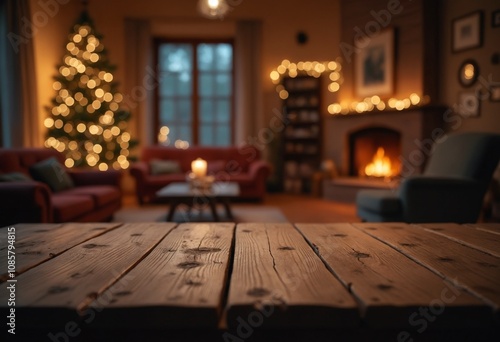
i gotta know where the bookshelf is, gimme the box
[282,75,322,193]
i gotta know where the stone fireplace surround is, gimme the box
[322,106,447,202]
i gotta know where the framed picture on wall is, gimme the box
[354,29,394,98]
[490,86,500,102]
[493,10,500,28]
[452,11,483,52]
[457,92,480,117]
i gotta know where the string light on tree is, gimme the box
[45,9,137,170]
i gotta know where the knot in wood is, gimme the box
[177,261,203,269]
[247,287,271,298]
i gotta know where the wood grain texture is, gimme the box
[354,223,500,311]
[297,223,491,329]
[225,223,358,329]
[0,223,175,328]
[90,223,235,329]
[468,223,500,235]
[417,223,500,257]
[0,223,120,281]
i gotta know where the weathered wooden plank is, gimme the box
[225,223,359,329]
[0,223,62,245]
[416,223,500,258]
[0,223,120,281]
[467,223,500,235]
[0,223,176,329]
[297,223,492,329]
[0,224,63,273]
[354,223,500,311]
[87,222,234,329]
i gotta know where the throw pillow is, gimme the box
[29,157,74,192]
[150,159,182,175]
[0,172,32,182]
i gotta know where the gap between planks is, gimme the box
[294,223,491,329]
[352,222,500,312]
[85,223,235,329]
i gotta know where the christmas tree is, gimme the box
[44,11,137,171]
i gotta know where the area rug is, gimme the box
[113,204,288,223]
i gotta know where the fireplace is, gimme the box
[348,127,401,177]
[322,106,446,202]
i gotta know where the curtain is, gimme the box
[123,19,154,147]
[234,20,263,145]
[0,0,39,147]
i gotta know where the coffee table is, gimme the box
[156,182,240,222]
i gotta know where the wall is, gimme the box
[336,0,436,102]
[439,0,500,134]
[30,0,342,151]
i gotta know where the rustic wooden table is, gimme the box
[1,222,499,341]
[156,182,240,221]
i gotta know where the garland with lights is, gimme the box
[270,59,343,100]
[270,59,430,115]
[45,11,137,170]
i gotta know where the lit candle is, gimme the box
[191,158,207,178]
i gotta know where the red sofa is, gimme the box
[129,145,271,204]
[0,148,122,226]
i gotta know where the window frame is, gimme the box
[153,37,235,146]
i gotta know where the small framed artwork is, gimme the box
[452,11,483,52]
[458,59,479,87]
[492,10,500,27]
[458,92,480,117]
[355,29,394,98]
[490,85,500,102]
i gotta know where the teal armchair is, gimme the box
[356,132,500,223]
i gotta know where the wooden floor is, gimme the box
[264,193,359,222]
[122,193,360,223]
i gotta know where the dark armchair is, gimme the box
[356,132,500,223]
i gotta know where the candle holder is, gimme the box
[186,172,215,191]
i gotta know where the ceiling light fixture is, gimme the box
[198,0,230,19]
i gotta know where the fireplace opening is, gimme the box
[348,127,401,178]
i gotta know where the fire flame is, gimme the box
[364,147,392,177]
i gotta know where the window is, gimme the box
[155,40,234,147]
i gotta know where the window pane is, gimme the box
[198,44,214,71]
[215,124,230,146]
[215,73,231,96]
[199,73,214,96]
[160,44,192,72]
[177,99,192,123]
[200,125,213,145]
[215,44,232,71]
[215,100,230,123]
[159,73,175,96]
[159,72,191,97]
[177,72,192,96]
[199,99,214,123]
[179,125,192,144]
[160,99,175,122]
[167,125,190,145]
